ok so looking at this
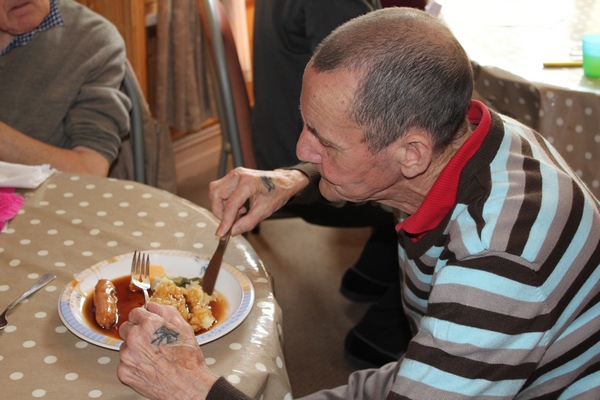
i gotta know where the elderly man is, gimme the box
[0,0,129,176]
[117,8,600,399]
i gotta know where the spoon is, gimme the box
[0,273,57,330]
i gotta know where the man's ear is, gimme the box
[394,133,433,178]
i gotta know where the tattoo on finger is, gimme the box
[261,176,275,192]
[151,326,179,345]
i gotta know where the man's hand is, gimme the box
[209,167,310,236]
[117,302,219,400]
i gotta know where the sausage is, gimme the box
[94,279,118,329]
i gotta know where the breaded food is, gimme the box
[150,277,217,332]
[149,278,189,321]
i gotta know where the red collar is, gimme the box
[396,100,491,237]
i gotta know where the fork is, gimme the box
[130,250,150,309]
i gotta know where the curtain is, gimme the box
[155,0,217,134]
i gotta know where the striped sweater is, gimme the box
[389,101,600,399]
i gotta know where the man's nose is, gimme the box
[296,130,320,164]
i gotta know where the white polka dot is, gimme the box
[193,243,204,249]
[30,219,41,225]
[103,193,113,199]
[64,240,74,246]
[54,262,66,268]
[20,239,31,245]
[524,114,532,121]
[124,184,135,190]
[39,201,49,206]
[32,389,46,398]
[575,125,583,134]
[503,96,509,104]
[70,176,80,181]
[498,80,505,87]
[85,184,96,189]
[132,232,143,237]
[594,135,600,143]
[174,232,185,238]
[37,250,49,256]
[55,326,67,333]
[4,325,16,332]
[47,183,57,188]
[56,210,66,215]
[113,221,124,227]
[107,241,118,247]
[483,79,490,86]
[137,211,148,217]
[585,152,593,160]
[159,203,170,208]
[227,375,241,384]
[178,212,189,217]
[9,259,21,267]
[45,285,57,292]
[65,373,78,381]
[196,222,207,228]
[593,180,599,188]
[47,229,58,235]
[97,211,107,217]
[90,229,101,235]
[35,312,47,319]
[119,202,130,207]
[97,357,111,365]
[276,357,283,368]
[576,169,583,177]
[44,356,57,364]
[585,107,593,116]
[142,193,152,199]
[556,118,564,126]
[23,341,36,348]
[88,390,103,398]
[150,242,161,248]
[565,98,573,107]
[205,357,216,365]
[64,192,74,198]
[0,285,8,291]
[255,362,267,372]
[76,341,88,348]
[566,144,574,152]
[518,97,526,105]
[71,219,82,225]
[10,372,24,380]
[155,222,165,227]
[229,343,242,350]
[546,91,555,99]
[79,202,90,207]
[82,251,93,257]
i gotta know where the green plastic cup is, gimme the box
[582,34,600,78]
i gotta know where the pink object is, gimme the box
[0,188,24,230]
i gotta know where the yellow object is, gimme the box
[543,61,583,68]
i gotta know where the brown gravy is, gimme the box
[83,275,227,340]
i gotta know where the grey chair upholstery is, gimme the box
[121,64,146,184]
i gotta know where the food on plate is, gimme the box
[93,279,118,328]
[150,277,218,332]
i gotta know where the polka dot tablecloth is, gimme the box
[0,173,291,399]
[442,0,600,198]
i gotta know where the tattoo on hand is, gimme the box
[261,176,275,192]
[151,326,179,345]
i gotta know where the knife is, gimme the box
[203,202,247,295]
[202,227,232,295]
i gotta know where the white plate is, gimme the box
[58,250,254,350]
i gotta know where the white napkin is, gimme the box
[0,161,56,189]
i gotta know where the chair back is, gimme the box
[198,0,256,177]
[121,63,146,184]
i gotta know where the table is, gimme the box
[0,173,291,399]
[440,0,600,197]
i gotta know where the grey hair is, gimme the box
[310,8,473,153]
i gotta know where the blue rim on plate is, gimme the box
[57,250,254,350]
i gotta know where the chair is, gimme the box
[121,63,146,184]
[198,0,256,178]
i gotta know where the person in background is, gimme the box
[251,0,412,368]
[118,8,600,399]
[0,0,130,177]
